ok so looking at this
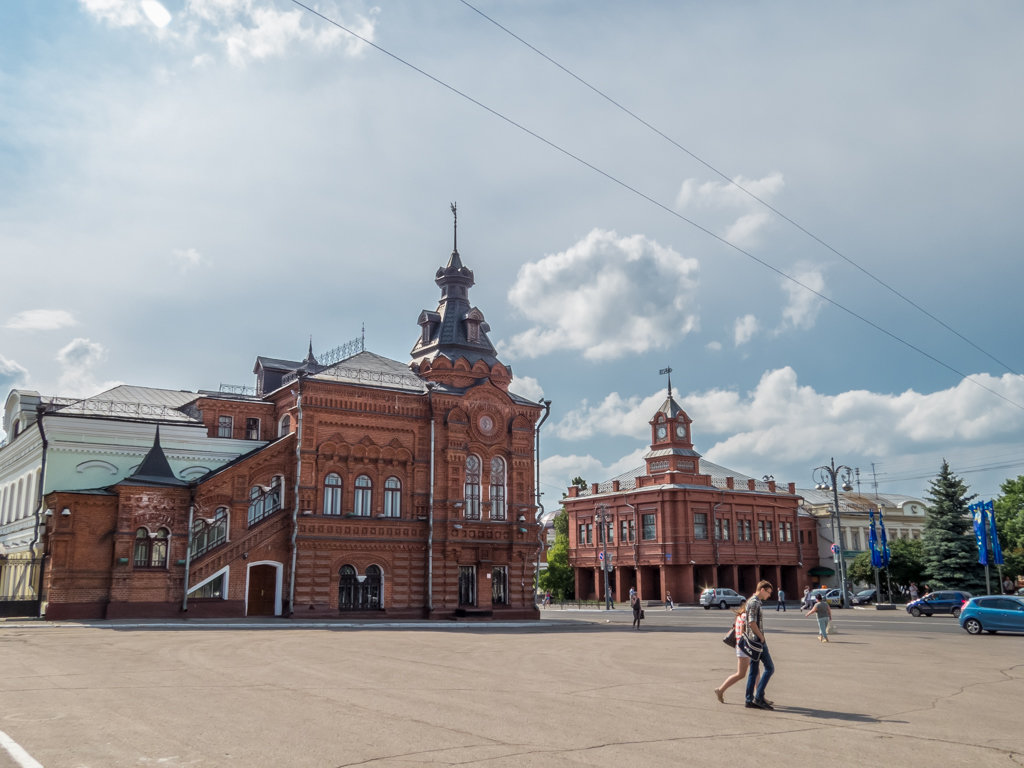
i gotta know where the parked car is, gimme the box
[906,590,973,618]
[700,588,745,610]
[959,595,1024,634]
[810,587,843,607]
[851,588,877,605]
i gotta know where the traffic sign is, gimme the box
[830,543,840,554]
[598,551,604,561]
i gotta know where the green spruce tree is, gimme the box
[538,508,575,600]
[921,460,983,591]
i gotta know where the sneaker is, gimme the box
[754,699,774,710]
[744,701,763,709]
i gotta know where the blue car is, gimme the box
[959,595,1024,635]
[906,590,972,618]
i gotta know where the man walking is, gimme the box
[776,588,786,611]
[742,580,776,710]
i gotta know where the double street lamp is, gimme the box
[813,458,853,608]
[595,504,614,610]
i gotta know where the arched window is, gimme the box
[323,473,343,515]
[248,477,282,526]
[191,507,228,560]
[278,414,291,437]
[364,564,382,609]
[464,455,481,520]
[354,475,372,517]
[134,527,169,568]
[383,476,401,518]
[489,457,506,520]
[338,565,357,609]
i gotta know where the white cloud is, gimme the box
[502,229,700,361]
[541,448,647,494]
[510,375,544,402]
[141,0,172,28]
[4,309,78,331]
[0,355,29,393]
[55,338,121,398]
[80,0,377,65]
[733,314,759,346]
[706,340,722,352]
[172,247,206,271]
[551,368,1024,490]
[675,173,784,247]
[776,264,826,333]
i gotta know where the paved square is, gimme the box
[0,609,1020,767]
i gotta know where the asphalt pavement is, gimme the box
[0,605,1020,767]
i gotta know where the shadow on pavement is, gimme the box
[774,705,906,724]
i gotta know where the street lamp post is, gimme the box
[813,458,853,608]
[596,504,613,610]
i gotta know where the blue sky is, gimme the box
[2,1,1023,504]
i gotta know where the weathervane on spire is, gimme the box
[659,366,673,398]
[450,202,458,253]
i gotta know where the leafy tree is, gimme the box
[846,537,925,600]
[539,508,574,600]
[921,460,983,591]
[993,474,1024,582]
[570,476,587,493]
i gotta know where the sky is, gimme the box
[2,1,1023,506]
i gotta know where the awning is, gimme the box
[808,566,835,577]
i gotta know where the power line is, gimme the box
[288,0,1024,414]
[458,0,1019,378]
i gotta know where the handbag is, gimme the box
[723,627,737,648]
[640,609,645,619]
[738,634,764,661]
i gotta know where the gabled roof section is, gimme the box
[654,395,685,420]
[311,350,427,393]
[40,385,201,424]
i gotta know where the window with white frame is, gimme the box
[245,417,260,440]
[694,512,708,540]
[383,476,401,518]
[248,477,282,526]
[323,473,342,516]
[489,457,506,520]
[217,415,233,438]
[277,414,291,436]
[190,507,228,560]
[464,455,481,520]
[642,513,657,540]
[353,475,372,517]
[134,527,169,568]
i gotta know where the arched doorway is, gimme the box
[338,564,383,611]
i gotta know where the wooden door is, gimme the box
[247,565,277,616]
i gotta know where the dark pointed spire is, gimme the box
[127,426,187,486]
[451,201,458,256]
[304,336,317,366]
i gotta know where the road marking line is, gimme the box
[0,731,43,768]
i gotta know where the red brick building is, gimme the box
[563,388,819,605]
[42,243,546,620]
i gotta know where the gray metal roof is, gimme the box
[577,456,792,498]
[311,350,427,393]
[44,385,201,423]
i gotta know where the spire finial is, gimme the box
[659,366,673,399]
[450,201,458,254]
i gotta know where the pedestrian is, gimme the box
[776,588,786,611]
[909,582,919,601]
[805,593,832,642]
[542,591,551,608]
[740,580,775,710]
[1003,577,1014,595]
[801,586,811,610]
[665,591,674,610]
[630,590,643,629]
[714,607,764,704]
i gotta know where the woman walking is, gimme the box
[714,607,752,702]
[805,593,832,642]
[630,589,643,630]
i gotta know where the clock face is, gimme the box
[656,425,667,439]
[478,414,495,435]
[676,424,686,438]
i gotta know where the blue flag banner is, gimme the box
[878,508,890,567]
[985,500,1003,566]
[869,509,881,568]
[971,503,988,566]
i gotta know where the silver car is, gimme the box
[700,588,746,610]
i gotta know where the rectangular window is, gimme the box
[694,512,708,540]
[765,520,772,542]
[786,522,793,542]
[642,513,657,541]
[628,519,635,542]
[579,524,587,546]
[620,520,629,542]
[758,520,765,542]
[606,522,614,544]
[245,417,260,440]
[491,566,508,605]
[586,523,593,545]
[779,521,785,543]
[738,520,751,541]
[217,415,233,438]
